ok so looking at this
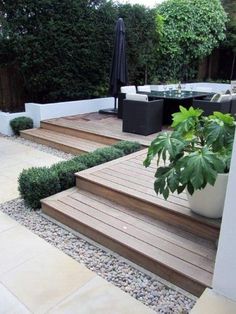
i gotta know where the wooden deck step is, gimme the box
[20,128,107,154]
[41,187,216,296]
[41,117,158,146]
[75,149,221,241]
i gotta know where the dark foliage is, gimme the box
[10,116,33,135]
[0,0,158,103]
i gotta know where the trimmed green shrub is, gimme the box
[18,167,61,209]
[113,141,141,155]
[10,116,33,135]
[73,147,124,168]
[18,141,141,209]
[51,160,86,190]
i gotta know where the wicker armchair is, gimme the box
[122,94,163,135]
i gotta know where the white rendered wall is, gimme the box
[0,111,32,136]
[151,83,231,93]
[0,97,114,135]
[212,128,236,301]
[25,97,114,127]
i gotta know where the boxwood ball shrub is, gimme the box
[18,167,61,209]
[10,116,33,135]
[18,141,141,209]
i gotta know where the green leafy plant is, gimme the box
[10,116,33,135]
[144,106,236,200]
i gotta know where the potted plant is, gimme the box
[144,106,236,218]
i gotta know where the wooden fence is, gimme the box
[0,65,25,113]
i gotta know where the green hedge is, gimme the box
[51,160,86,191]
[10,116,33,135]
[113,141,141,155]
[18,141,141,209]
[19,167,61,209]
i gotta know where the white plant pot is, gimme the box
[186,173,228,219]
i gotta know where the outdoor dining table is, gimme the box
[138,90,212,124]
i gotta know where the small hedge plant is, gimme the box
[10,116,33,135]
[19,167,61,209]
[18,141,141,209]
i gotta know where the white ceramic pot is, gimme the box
[186,173,229,219]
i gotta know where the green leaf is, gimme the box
[172,106,203,128]
[179,147,225,190]
[143,132,185,168]
[209,111,236,126]
[204,113,236,151]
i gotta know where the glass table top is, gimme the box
[139,90,212,100]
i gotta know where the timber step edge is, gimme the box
[41,188,216,297]
[20,128,108,154]
[74,151,220,241]
[40,121,120,146]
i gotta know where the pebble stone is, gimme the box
[0,134,196,313]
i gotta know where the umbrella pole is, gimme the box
[114,97,117,110]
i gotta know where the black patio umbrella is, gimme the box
[99,18,128,114]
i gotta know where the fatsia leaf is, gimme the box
[179,147,224,190]
[209,111,236,126]
[172,106,203,128]
[143,132,185,167]
[153,166,181,199]
[204,118,235,151]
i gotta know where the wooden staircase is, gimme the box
[21,128,108,154]
[41,149,220,297]
[21,114,160,154]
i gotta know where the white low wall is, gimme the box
[0,111,32,136]
[151,82,231,93]
[25,97,114,128]
[0,97,114,136]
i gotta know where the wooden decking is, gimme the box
[21,128,108,154]
[76,149,220,241]
[24,111,220,296]
[41,114,159,146]
[42,148,220,296]
[42,185,216,297]
[21,113,161,154]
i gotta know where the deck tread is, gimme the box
[41,188,216,295]
[76,149,220,230]
[41,117,158,146]
[21,128,107,153]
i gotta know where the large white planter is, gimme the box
[186,173,229,218]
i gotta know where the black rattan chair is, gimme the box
[192,98,231,116]
[122,94,163,135]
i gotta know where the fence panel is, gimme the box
[0,65,25,113]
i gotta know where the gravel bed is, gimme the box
[0,198,196,313]
[0,134,74,160]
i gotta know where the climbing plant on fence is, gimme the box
[155,0,227,82]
